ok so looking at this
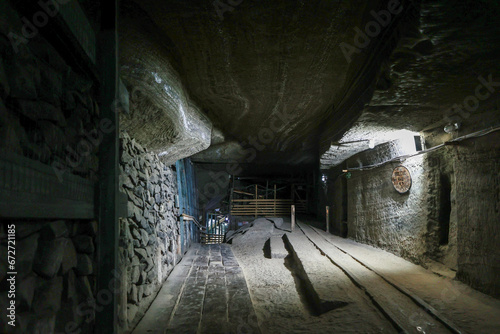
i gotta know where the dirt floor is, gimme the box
[230,217,500,334]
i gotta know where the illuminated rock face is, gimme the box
[320,132,500,298]
[320,0,500,169]
[119,3,212,167]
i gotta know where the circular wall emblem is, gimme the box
[392,166,412,194]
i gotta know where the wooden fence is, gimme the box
[230,198,307,217]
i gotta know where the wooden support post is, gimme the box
[326,206,330,234]
[274,184,276,216]
[255,184,258,217]
[229,176,234,216]
[291,205,295,232]
[306,185,309,206]
[96,0,119,332]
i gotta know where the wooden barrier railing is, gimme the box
[201,234,225,244]
[182,213,228,244]
[230,199,307,217]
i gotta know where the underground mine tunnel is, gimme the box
[1,0,500,333]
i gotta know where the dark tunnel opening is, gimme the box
[439,174,452,246]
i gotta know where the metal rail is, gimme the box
[181,214,206,231]
[183,213,227,245]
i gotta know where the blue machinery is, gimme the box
[176,158,229,246]
[176,158,199,252]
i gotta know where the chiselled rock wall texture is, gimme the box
[0,220,98,333]
[454,132,500,297]
[345,133,499,297]
[347,154,434,264]
[118,131,192,330]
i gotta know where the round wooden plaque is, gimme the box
[392,166,412,194]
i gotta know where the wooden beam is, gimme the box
[229,176,234,219]
[326,206,330,234]
[274,184,277,216]
[255,184,258,217]
[233,189,254,196]
[9,0,98,83]
[96,0,119,332]
[291,205,296,232]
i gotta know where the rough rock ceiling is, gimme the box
[119,0,500,172]
[369,0,500,129]
[320,0,500,168]
[119,2,213,166]
[121,0,391,166]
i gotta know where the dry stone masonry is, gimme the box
[118,131,186,330]
[0,220,98,333]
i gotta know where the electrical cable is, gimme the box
[344,125,500,172]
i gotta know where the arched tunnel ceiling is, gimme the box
[119,0,500,172]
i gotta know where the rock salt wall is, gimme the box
[119,1,212,166]
[340,132,500,298]
[0,220,98,333]
[453,132,500,298]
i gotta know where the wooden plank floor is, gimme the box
[132,244,260,334]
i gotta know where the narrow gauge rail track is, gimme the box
[296,221,465,334]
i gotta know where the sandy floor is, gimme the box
[231,219,395,334]
[230,217,500,334]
